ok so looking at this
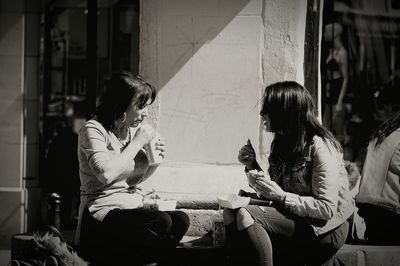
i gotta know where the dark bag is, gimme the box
[10,225,88,266]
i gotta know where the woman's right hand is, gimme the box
[238,139,256,168]
[247,169,264,188]
[133,124,156,146]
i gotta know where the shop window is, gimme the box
[39,0,140,229]
[321,0,400,162]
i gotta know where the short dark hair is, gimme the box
[96,71,157,130]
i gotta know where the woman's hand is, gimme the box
[133,124,156,146]
[254,175,286,203]
[238,139,256,168]
[247,169,264,188]
[155,136,166,159]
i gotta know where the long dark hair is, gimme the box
[96,71,157,130]
[261,81,342,162]
[370,111,400,148]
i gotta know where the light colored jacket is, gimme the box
[356,129,400,214]
[269,136,355,235]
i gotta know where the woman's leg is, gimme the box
[103,208,172,241]
[223,208,240,264]
[101,208,173,263]
[165,210,190,245]
[359,204,400,245]
[236,208,273,266]
[227,206,295,266]
[237,206,316,266]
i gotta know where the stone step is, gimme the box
[179,209,222,237]
[177,199,220,210]
[177,238,400,266]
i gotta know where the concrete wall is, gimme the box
[141,0,262,164]
[140,0,307,195]
[258,0,307,169]
[0,0,26,251]
[0,0,41,253]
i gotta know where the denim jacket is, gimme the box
[268,136,355,235]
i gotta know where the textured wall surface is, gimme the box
[0,0,26,254]
[258,0,307,169]
[140,0,306,196]
[0,0,41,253]
[141,0,262,164]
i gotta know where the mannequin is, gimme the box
[323,22,349,145]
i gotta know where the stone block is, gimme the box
[177,199,219,210]
[363,246,400,266]
[323,249,362,266]
[180,209,222,236]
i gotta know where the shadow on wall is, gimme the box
[144,0,253,90]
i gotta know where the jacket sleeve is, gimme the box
[390,143,400,176]
[284,139,340,220]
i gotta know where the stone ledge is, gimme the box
[178,239,400,266]
[178,237,400,266]
[177,199,220,210]
[331,245,400,266]
[180,209,222,236]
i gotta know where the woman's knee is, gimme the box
[168,211,190,231]
[153,211,173,234]
[236,208,254,231]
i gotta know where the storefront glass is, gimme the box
[321,0,400,162]
[39,0,140,229]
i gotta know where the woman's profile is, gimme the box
[224,81,355,266]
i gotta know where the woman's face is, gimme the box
[125,99,150,128]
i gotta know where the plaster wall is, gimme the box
[141,0,262,164]
[140,0,307,195]
[0,0,26,253]
[0,0,41,253]
[258,0,307,169]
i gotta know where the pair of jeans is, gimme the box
[358,203,400,245]
[79,207,190,265]
[232,205,349,266]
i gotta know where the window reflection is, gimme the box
[321,0,400,162]
[40,0,140,229]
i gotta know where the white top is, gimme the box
[75,120,151,244]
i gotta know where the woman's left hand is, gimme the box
[155,137,166,159]
[254,177,286,203]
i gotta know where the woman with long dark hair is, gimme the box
[223,81,355,266]
[76,71,189,265]
[356,111,400,245]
